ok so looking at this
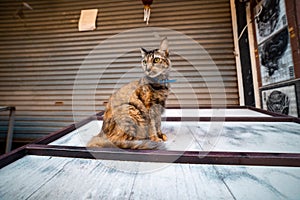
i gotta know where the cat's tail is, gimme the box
[87,134,165,150]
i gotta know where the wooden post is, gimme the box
[230,0,245,106]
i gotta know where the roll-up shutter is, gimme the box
[0,0,238,143]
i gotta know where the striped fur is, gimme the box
[87,38,171,149]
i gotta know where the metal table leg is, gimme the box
[5,107,15,153]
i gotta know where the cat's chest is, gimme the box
[139,84,169,108]
[151,87,169,102]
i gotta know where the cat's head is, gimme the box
[140,37,171,78]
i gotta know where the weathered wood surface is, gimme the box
[51,120,300,153]
[0,155,299,200]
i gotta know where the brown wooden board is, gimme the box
[26,144,300,167]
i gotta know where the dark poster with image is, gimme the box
[261,85,298,117]
[255,0,294,86]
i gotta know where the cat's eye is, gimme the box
[142,60,147,65]
[153,57,160,63]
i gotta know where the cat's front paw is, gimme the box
[160,133,167,141]
[157,131,167,141]
[150,135,163,142]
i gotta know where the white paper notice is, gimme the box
[78,9,98,31]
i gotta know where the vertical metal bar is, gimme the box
[5,107,15,153]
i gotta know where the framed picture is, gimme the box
[258,28,294,86]
[254,0,294,86]
[261,84,298,117]
[254,0,288,44]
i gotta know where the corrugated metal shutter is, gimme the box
[0,0,238,143]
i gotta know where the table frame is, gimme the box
[1,106,300,169]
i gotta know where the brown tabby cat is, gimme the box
[87,38,172,149]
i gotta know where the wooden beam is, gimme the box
[0,145,27,169]
[25,144,300,167]
[230,0,245,106]
[162,116,299,122]
[246,2,261,108]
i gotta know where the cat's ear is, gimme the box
[140,48,147,57]
[159,37,169,56]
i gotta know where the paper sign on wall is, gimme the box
[78,9,98,31]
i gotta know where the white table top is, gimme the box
[51,120,300,153]
[0,155,299,200]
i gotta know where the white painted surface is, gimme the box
[51,120,300,153]
[0,155,299,200]
[162,108,271,117]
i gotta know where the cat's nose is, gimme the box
[146,66,152,72]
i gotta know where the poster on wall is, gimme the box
[258,28,294,85]
[261,85,298,117]
[254,0,287,44]
[255,0,294,86]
